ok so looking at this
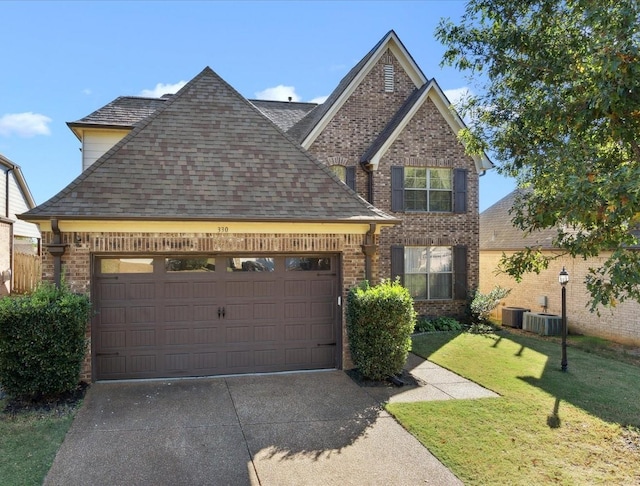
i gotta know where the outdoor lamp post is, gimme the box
[559,267,569,372]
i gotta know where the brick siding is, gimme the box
[480,250,640,346]
[308,52,480,318]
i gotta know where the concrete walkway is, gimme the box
[44,354,497,486]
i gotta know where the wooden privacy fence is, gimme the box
[13,252,41,294]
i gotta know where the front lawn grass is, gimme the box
[0,398,76,486]
[387,331,640,485]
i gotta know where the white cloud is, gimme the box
[444,87,472,107]
[309,95,329,104]
[140,81,187,98]
[82,88,92,95]
[254,85,301,102]
[0,112,52,138]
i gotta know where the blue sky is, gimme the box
[1,0,514,211]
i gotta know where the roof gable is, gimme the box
[361,80,493,173]
[22,67,395,224]
[288,30,428,148]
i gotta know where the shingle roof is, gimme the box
[67,96,168,129]
[480,189,560,250]
[287,31,394,143]
[23,67,397,224]
[287,30,427,144]
[249,100,317,132]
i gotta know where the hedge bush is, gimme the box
[415,316,464,333]
[0,282,91,400]
[346,279,416,380]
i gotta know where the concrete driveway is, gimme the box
[45,357,494,485]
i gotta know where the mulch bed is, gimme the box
[346,368,424,388]
[2,382,89,417]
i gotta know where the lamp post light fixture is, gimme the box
[559,267,569,372]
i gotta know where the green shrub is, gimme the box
[468,286,511,324]
[415,316,463,333]
[0,282,91,400]
[346,279,416,380]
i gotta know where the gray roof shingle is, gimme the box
[23,67,397,224]
[480,190,559,250]
[67,96,168,129]
[249,100,317,132]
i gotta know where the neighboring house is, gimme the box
[0,154,41,296]
[480,190,640,346]
[21,31,491,381]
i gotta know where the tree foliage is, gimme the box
[436,0,640,310]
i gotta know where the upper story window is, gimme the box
[404,168,452,212]
[329,164,356,191]
[329,165,346,182]
[391,166,468,214]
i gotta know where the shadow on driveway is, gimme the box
[44,370,462,486]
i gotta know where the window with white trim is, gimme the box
[404,167,452,212]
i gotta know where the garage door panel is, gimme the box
[95,255,338,379]
[310,279,334,297]
[98,356,126,375]
[284,280,308,297]
[100,307,126,325]
[128,282,156,300]
[130,355,157,373]
[193,327,220,344]
[129,329,156,347]
[311,323,334,341]
[192,281,218,298]
[225,303,253,321]
[285,323,307,341]
[165,328,192,345]
[253,302,278,319]
[193,352,218,370]
[226,325,252,343]
[99,282,126,300]
[164,305,193,323]
[284,302,307,319]
[193,305,218,321]
[254,325,278,342]
[100,330,126,348]
[311,301,333,319]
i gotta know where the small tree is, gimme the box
[346,279,416,380]
[0,282,91,400]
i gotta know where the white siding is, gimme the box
[3,169,40,239]
[82,129,130,171]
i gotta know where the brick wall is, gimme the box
[480,250,640,346]
[308,49,481,318]
[41,230,370,379]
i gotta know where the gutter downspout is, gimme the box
[47,219,67,287]
[362,223,377,282]
[362,162,374,205]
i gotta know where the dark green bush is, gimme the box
[0,282,91,399]
[415,316,463,333]
[346,279,416,380]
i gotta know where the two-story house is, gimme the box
[21,31,491,381]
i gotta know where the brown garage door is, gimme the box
[93,255,339,380]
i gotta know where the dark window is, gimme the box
[286,257,331,271]
[391,167,468,213]
[226,257,274,272]
[391,245,468,301]
[165,257,216,272]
